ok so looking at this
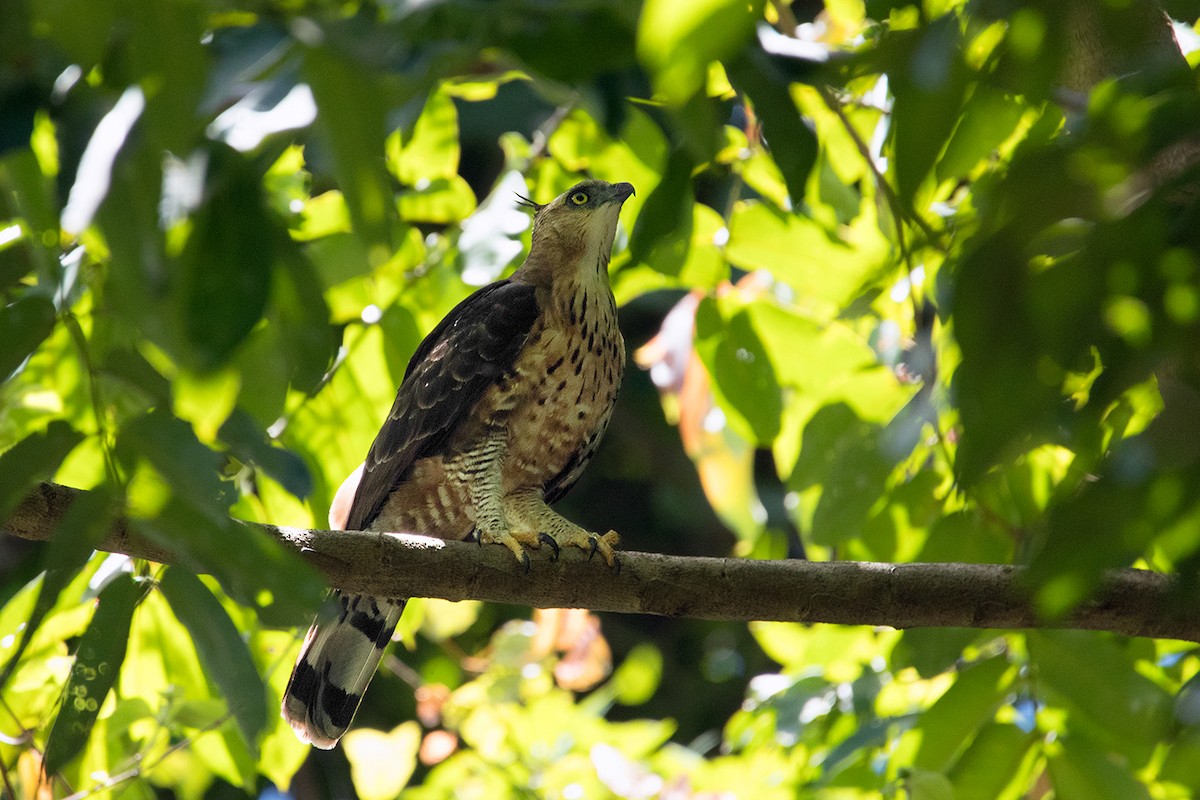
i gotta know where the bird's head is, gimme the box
[517,180,635,282]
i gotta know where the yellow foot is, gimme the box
[473,526,622,571]
[548,528,622,570]
[475,526,543,572]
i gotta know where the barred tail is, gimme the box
[281,592,407,749]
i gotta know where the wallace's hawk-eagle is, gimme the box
[282,179,634,748]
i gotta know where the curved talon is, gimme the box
[521,550,532,574]
[586,536,599,561]
[611,554,622,575]
[538,532,560,561]
[466,528,481,546]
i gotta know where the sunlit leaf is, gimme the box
[396,176,477,224]
[948,723,1035,800]
[724,202,886,316]
[789,403,895,545]
[725,46,818,203]
[936,85,1028,182]
[637,0,760,105]
[118,409,228,519]
[159,567,268,750]
[344,721,421,800]
[0,486,113,690]
[904,769,955,800]
[629,148,694,273]
[912,656,1011,773]
[693,296,782,444]
[131,498,325,627]
[1028,631,1170,765]
[885,16,970,206]
[303,39,397,264]
[43,572,139,774]
[1047,735,1151,800]
[390,90,460,184]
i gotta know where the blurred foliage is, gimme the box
[3,0,1200,797]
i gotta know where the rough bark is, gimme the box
[5,482,1199,642]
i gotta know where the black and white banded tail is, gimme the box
[281,591,406,749]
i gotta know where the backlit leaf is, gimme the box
[637,0,760,105]
[132,499,325,627]
[43,572,139,774]
[0,486,114,690]
[159,567,268,750]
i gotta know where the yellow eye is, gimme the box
[570,191,589,205]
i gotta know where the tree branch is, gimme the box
[5,482,1198,641]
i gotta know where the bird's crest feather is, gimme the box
[515,192,544,213]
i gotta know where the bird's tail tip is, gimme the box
[281,699,343,750]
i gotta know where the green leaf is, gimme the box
[904,769,955,800]
[303,41,397,265]
[117,0,207,154]
[344,722,421,800]
[158,567,268,750]
[0,421,84,523]
[893,629,983,679]
[725,47,818,203]
[97,347,172,408]
[503,5,636,85]
[950,230,1059,483]
[1047,735,1151,800]
[218,408,312,499]
[119,409,228,519]
[948,723,1035,800]
[0,487,114,690]
[1028,631,1170,765]
[724,203,883,316]
[0,232,36,293]
[1161,726,1200,792]
[913,656,1011,773]
[30,0,117,68]
[390,89,460,183]
[1028,453,1200,616]
[936,85,1028,182]
[43,572,140,774]
[637,0,761,105]
[628,147,694,273]
[886,16,970,206]
[788,403,894,545]
[611,644,664,706]
[395,176,477,224]
[176,146,277,371]
[132,499,325,627]
[694,297,782,444]
[0,295,56,381]
[268,248,338,398]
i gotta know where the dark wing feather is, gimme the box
[344,280,539,531]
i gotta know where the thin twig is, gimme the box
[59,711,236,800]
[0,751,17,800]
[817,87,948,256]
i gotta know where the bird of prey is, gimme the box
[282,178,635,748]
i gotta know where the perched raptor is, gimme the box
[282,179,634,748]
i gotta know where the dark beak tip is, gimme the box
[614,182,635,201]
